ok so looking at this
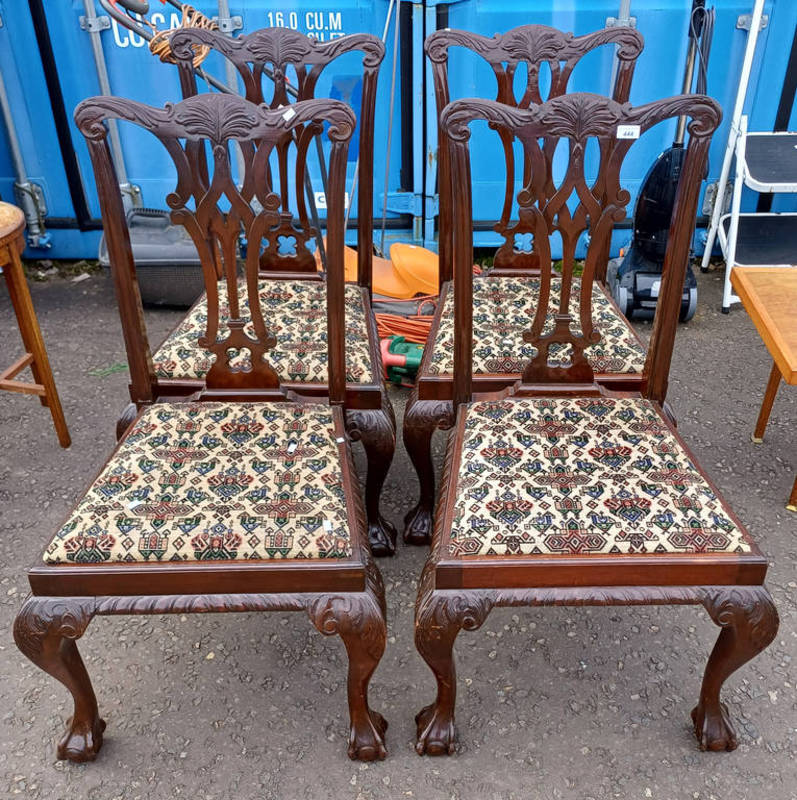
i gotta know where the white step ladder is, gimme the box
[701,0,797,312]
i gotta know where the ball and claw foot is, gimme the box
[403,503,433,547]
[368,517,397,558]
[57,715,106,763]
[349,710,388,761]
[415,703,456,756]
[691,701,738,752]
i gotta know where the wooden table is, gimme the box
[0,202,70,447]
[730,266,796,510]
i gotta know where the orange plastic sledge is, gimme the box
[316,240,439,299]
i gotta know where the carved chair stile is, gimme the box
[13,93,388,764]
[413,93,779,756]
[403,25,647,545]
[118,26,397,556]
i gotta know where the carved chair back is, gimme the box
[75,93,355,406]
[424,25,644,279]
[169,27,384,285]
[441,93,720,407]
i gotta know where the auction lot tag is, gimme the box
[617,124,641,139]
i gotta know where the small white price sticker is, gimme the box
[281,106,297,121]
[617,124,641,140]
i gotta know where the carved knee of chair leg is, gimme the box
[402,393,454,546]
[414,572,493,755]
[308,582,388,762]
[693,586,779,751]
[13,596,105,763]
[345,406,397,557]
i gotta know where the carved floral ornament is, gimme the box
[74,93,356,147]
[425,24,644,66]
[170,27,385,72]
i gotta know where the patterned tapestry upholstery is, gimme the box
[427,277,647,375]
[447,397,753,558]
[153,280,374,384]
[44,402,355,564]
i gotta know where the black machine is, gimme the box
[608,0,715,322]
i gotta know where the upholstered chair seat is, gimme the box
[45,402,356,564]
[445,397,751,559]
[154,281,374,385]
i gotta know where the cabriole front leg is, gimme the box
[308,588,388,761]
[414,571,493,755]
[402,390,454,546]
[693,586,779,751]
[346,400,397,557]
[13,596,105,763]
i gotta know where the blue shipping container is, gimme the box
[0,0,411,258]
[423,0,797,256]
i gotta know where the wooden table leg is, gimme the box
[2,244,71,448]
[751,360,781,444]
[788,476,797,513]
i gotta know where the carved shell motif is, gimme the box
[172,27,384,71]
[501,25,573,64]
[169,93,262,143]
[533,94,624,141]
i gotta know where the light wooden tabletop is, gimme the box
[731,267,797,385]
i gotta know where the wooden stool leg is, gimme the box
[751,360,781,444]
[3,247,71,447]
[787,476,797,513]
[3,267,47,405]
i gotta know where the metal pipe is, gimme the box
[0,66,28,189]
[674,36,699,145]
[380,0,401,254]
[82,0,139,207]
[345,0,396,232]
[0,58,49,246]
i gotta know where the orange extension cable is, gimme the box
[374,296,437,344]
[373,265,482,345]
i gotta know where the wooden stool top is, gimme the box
[0,202,25,254]
[731,266,797,385]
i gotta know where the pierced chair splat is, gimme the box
[404,24,647,545]
[413,92,779,757]
[125,26,397,556]
[13,93,388,764]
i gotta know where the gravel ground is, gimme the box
[0,266,794,800]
